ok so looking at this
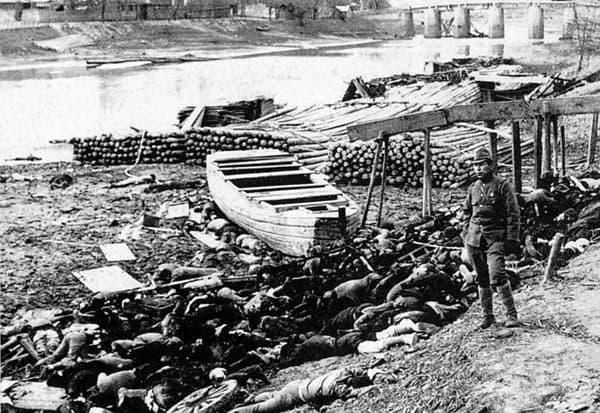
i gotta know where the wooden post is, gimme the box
[360,132,384,227]
[422,128,432,217]
[552,116,559,174]
[377,135,390,227]
[542,103,552,175]
[534,116,543,188]
[560,125,566,176]
[543,232,565,283]
[485,120,498,170]
[511,120,522,193]
[338,207,347,240]
[587,112,599,168]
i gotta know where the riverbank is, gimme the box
[0,17,387,63]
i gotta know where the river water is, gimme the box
[0,21,564,163]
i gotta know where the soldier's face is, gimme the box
[473,161,493,179]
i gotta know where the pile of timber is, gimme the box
[71,78,538,188]
[325,132,473,188]
[71,128,327,169]
[178,97,276,129]
[254,80,483,142]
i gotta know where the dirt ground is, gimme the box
[2,156,600,412]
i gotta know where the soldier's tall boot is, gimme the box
[478,286,495,329]
[497,282,520,328]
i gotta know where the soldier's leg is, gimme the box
[467,245,494,329]
[487,241,519,327]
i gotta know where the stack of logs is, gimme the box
[324,136,473,188]
[71,129,318,167]
[72,129,471,188]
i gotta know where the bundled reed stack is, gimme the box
[325,136,473,188]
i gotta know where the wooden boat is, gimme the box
[206,149,360,257]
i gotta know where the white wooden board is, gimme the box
[72,266,143,293]
[166,203,190,219]
[99,243,136,262]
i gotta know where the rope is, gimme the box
[125,131,147,179]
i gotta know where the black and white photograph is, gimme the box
[2,1,600,411]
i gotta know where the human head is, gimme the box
[472,148,494,180]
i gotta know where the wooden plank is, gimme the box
[180,106,205,130]
[212,150,288,162]
[348,110,448,142]
[534,116,543,188]
[249,187,341,199]
[587,112,599,167]
[243,183,327,193]
[422,128,432,217]
[486,119,497,169]
[561,124,566,176]
[348,96,600,137]
[377,136,389,227]
[273,199,349,212]
[361,133,384,226]
[552,116,559,174]
[72,266,143,293]
[255,191,341,203]
[224,170,311,181]
[446,98,599,123]
[542,104,552,175]
[219,163,301,173]
[511,121,522,193]
[215,157,297,168]
[99,243,136,262]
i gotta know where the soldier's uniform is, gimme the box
[462,148,521,328]
[462,176,521,288]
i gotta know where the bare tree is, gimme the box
[573,4,600,70]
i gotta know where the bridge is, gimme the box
[369,0,598,40]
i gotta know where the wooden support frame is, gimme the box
[534,116,543,188]
[422,128,433,217]
[560,125,566,176]
[587,112,599,168]
[347,95,600,141]
[346,95,600,218]
[511,121,522,193]
[360,131,385,227]
[551,116,559,174]
[377,136,390,227]
[542,102,552,175]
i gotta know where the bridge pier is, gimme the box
[454,7,471,38]
[490,43,504,57]
[398,9,415,38]
[455,43,470,57]
[561,6,576,40]
[528,4,544,39]
[488,5,505,39]
[424,8,442,39]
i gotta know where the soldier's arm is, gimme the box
[502,180,521,241]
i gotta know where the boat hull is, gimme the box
[206,150,360,256]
